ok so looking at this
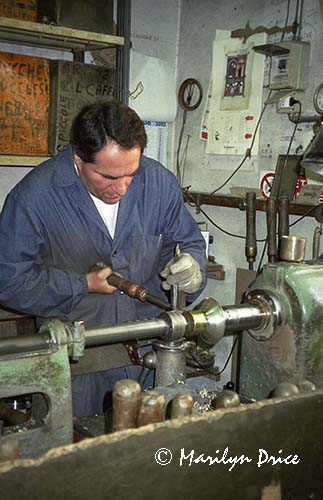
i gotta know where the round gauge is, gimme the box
[313,82,323,114]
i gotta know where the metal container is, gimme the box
[280,235,307,262]
[137,390,165,426]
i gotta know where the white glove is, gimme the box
[160,253,202,294]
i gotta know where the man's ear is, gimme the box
[74,154,83,171]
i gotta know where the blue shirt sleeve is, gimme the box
[0,191,88,316]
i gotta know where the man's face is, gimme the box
[74,142,141,205]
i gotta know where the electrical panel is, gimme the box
[270,40,310,91]
[207,30,266,156]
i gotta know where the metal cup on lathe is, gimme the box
[280,235,307,262]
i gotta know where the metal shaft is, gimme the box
[222,303,265,333]
[84,318,169,347]
[0,301,270,357]
[0,332,52,356]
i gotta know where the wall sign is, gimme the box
[260,172,275,199]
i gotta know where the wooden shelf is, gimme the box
[184,191,319,218]
[0,16,124,51]
[0,155,50,166]
[0,17,125,166]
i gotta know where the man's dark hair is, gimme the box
[71,100,147,162]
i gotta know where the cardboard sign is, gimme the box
[0,52,50,155]
[0,0,37,22]
[49,60,116,154]
[296,184,323,205]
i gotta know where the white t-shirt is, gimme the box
[74,163,119,238]
[89,194,119,239]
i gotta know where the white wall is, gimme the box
[130,0,181,169]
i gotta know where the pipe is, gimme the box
[117,0,131,104]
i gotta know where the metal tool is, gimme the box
[278,196,290,240]
[107,272,171,311]
[266,197,277,263]
[312,224,322,259]
[170,244,181,310]
[89,262,171,310]
[169,244,186,310]
[245,192,257,270]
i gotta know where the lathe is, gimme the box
[1,238,323,498]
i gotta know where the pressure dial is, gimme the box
[313,82,323,114]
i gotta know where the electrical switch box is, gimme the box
[269,40,310,91]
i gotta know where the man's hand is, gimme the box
[86,265,117,294]
[160,253,202,294]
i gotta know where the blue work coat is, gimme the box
[0,146,207,328]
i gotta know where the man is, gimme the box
[0,101,207,416]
